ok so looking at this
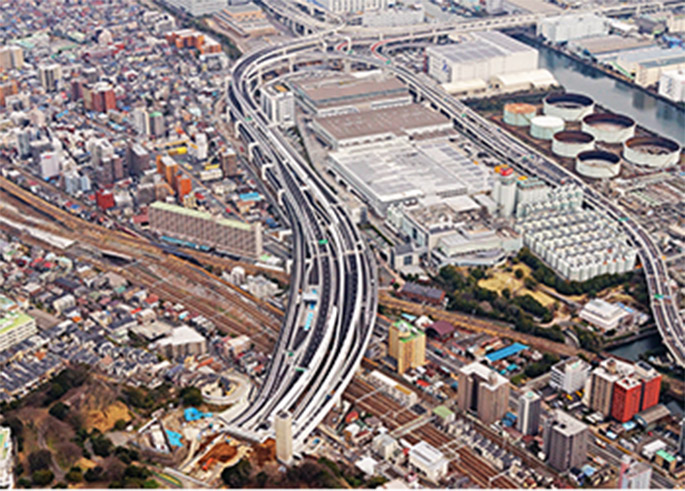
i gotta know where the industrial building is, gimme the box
[0,310,37,352]
[658,69,685,102]
[164,0,228,16]
[536,13,608,43]
[327,137,489,216]
[312,104,452,150]
[615,46,685,87]
[543,410,588,472]
[388,320,426,374]
[316,0,386,13]
[427,31,538,86]
[291,74,411,117]
[362,5,424,27]
[214,3,278,38]
[408,441,450,483]
[457,362,509,425]
[261,84,295,128]
[149,201,263,258]
[549,357,591,394]
[517,390,542,436]
[514,186,638,282]
[579,299,631,332]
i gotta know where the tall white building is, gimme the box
[38,63,61,92]
[550,357,591,394]
[426,31,538,85]
[0,427,12,489]
[658,69,685,103]
[517,390,541,436]
[275,411,293,465]
[261,85,295,128]
[0,310,37,352]
[40,151,61,180]
[317,0,386,13]
[0,45,23,70]
[618,456,652,489]
[165,0,227,16]
[537,14,608,43]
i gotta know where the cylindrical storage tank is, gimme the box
[543,93,594,122]
[576,150,621,178]
[503,103,537,127]
[552,131,595,158]
[581,113,636,144]
[623,136,681,168]
[530,115,564,140]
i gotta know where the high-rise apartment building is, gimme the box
[149,201,263,258]
[0,46,23,71]
[543,410,588,472]
[275,411,293,465]
[549,356,590,394]
[618,456,652,489]
[38,63,61,92]
[517,390,541,436]
[457,362,509,425]
[388,320,425,374]
[612,377,642,423]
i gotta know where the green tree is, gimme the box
[84,467,103,483]
[91,435,113,458]
[179,387,203,407]
[113,419,128,431]
[31,470,54,487]
[49,402,69,421]
[28,450,53,473]
[221,459,252,487]
[515,269,524,279]
[65,467,83,483]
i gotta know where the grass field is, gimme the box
[479,264,556,307]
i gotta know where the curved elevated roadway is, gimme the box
[224,38,378,451]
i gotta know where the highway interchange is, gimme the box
[221,0,684,453]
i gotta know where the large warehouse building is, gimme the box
[149,201,262,258]
[426,31,538,85]
[326,136,491,216]
[312,104,453,149]
[537,13,608,43]
[316,0,386,13]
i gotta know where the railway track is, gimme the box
[0,177,283,351]
[343,378,518,487]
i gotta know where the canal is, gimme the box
[607,332,663,362]
[531,42,685,142]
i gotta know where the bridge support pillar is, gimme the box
[247,142,258,161]
[343,59,351,74]
[234,120,242,138]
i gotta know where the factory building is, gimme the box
[149,201,262,258]
[409,441,449,483]
[537,13,608,43]
[261,84,295,128]
[388,320,426,374]
[165,0,228,16]
[427,31,538,85]
[549,357,591,394]
[543,410,588,472]
[156,325,207,359]
[316,0,386,13]
[514,187,637,282]
[579,299,632,332]
[291,74,411,117]
[615,46,685,87]
[312,104,452,150]
[658,69,685,103]
[457,362,509,425]
[327,137,489,217]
